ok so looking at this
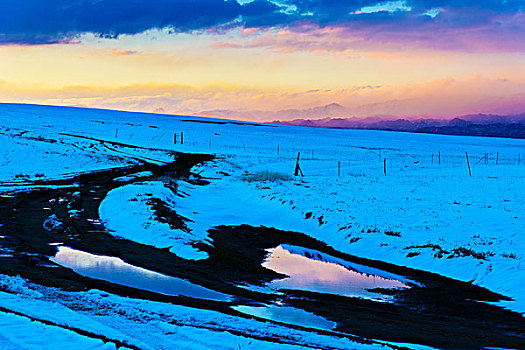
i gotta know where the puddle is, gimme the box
[263,245,409,300]
[51,246,229,301]
[233,304,336,331]
[114,171,154,182]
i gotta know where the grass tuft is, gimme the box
[242,170,293,182]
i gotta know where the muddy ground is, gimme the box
[0,150,524,350]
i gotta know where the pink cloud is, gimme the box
[211,42,243,49]
[213,17,525,54]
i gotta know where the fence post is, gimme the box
[432,154,434,164]
[277,144,280,155]
[466,152,472,177]
[383,158,387,176]
[439,151,441,165]
[496,152,499,165]
[338,161,341,177]
[174,133,177,144]
[181,132,184,145]
[294,152,304,176]
[115,128,118,138]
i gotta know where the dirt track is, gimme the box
[0,151,524,350]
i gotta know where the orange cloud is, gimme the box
[110,49,140,56]
[1,76,524,121]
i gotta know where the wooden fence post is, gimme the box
[383,158,387,176]
[338,161,341,177]
[294,152,304,176]
[466,152,472,177]
[181,132,184,145]
[439,151,441,165]
[174,133,177,144]
[496,152,499,164]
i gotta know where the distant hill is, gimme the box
[197,103,352,122]
[196,102,525,139]
[272,113,525,139]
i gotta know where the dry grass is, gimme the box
[242,170,293,182]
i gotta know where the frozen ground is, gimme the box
[0,102,523,348]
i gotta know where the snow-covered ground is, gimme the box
[0,275,388,350]
[0,102,524,348]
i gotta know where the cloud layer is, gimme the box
[0,0,280,44]
[2,76,524,119]
[0,0,524,51]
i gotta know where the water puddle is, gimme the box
[51,246,229,301]
[263,245,409,300]
[113,171,154,183]
[233,304,336,331]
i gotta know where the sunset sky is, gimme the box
[1,0,524,120]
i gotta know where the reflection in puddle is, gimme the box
[263,245,409,300]
[51,246,229,301]
[233,304,336,331]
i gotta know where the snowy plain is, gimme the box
[0,102,524,348]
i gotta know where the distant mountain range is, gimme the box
[197,103,352,122]
[272,112,525,139]
[197,103,525,139]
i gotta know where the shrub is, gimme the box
[385,230,401,237]
[242,170,293,182]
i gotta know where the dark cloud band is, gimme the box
[0,0,523,50]
[0,0,281,44]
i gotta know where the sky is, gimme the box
[0,0,524,120]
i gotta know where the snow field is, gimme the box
[1,103,522,312]
[0,103,523,350]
